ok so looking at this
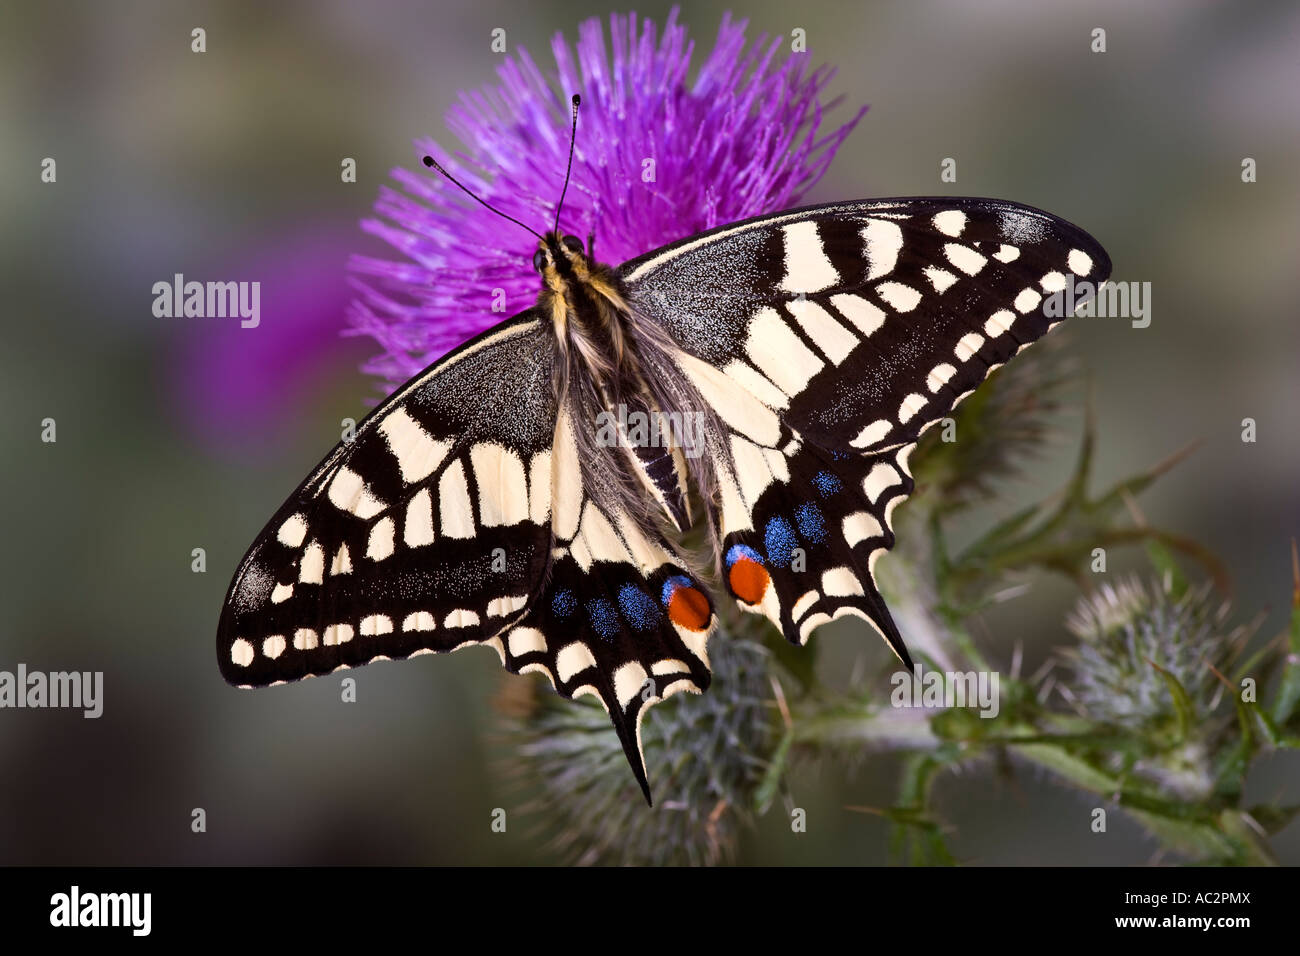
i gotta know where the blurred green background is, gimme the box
[0,0,1296,864]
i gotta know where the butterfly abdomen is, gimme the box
[626,417,692,533]
[542,244,705,539]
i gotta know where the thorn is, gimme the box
[704,798,727,857]
[1121,488,1146,528]
[1241,811,1269,839]
[1036,675,1056,705]
[708,798,728,825]
[1291,538,1299,604]
[994,748,1027,806]
[993,583,1032,604]
[1029,657,1056,685]
[769,674,792,731]
[1204,659,1235,691]
[1146,438,1205,480]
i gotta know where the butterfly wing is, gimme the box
[621,197,1110,655]
[217,310,715,802]
[217,313,558,686]
[506,405,717,802]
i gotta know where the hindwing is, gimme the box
[501,409,717,801]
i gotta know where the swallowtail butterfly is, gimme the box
[217,96,1110,803]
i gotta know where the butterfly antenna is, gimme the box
[553,93,581,234]
[421,155,542,240]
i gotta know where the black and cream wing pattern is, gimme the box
[217,313,716,799]
[620,197,1110,660]
[218,314,556,686]
[219,195,1109,802]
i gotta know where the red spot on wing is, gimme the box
[667,584,711,632]
[728,557,770,605]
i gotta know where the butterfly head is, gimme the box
[534,232,588,278]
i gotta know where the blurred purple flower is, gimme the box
[348,7,866,395]
[173,222,369,453]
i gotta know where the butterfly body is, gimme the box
[218,196,1110,803]
[535,229,718,549]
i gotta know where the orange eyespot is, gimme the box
[728,556,770,605]
[662,576,711,632]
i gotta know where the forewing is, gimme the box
[622,196,1111,452]
[217,314,557,686]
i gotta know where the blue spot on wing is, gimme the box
[725,543,764,567]
[812,471,843,497]
[661,574,693,606]
[618,584,661,632]
[794,502,827,544]
[552,589,576,618]
[765,516,797,568]
[587,597,621,641]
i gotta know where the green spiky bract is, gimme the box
[502,614,778,866]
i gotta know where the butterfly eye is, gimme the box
[532,248,547,272]
[562,235,584,254]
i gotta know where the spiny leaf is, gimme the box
[753,728,793,815]
[1145,656,1195,743]
[1145,538,1189,600]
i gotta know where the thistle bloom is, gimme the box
[1064,576,1244,731]
[347,8,865,394]
[1061,575,1256,800]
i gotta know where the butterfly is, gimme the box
[217,95,1110,803]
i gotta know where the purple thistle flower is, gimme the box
[347,8,866,395]
[173,224,368,454]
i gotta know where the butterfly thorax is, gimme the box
[537,233,634,386]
